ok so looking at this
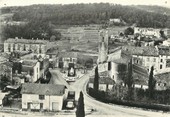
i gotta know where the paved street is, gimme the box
[49,68,170,117]
[1,68,170,117]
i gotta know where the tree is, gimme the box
[148,66,156,98]
[46,71,52,79]
[94,66,99,92]
[124,27,134,35]
[127,58,133,88]
[76,91,85,117]
[18,62,22,74]
[127,58,133,100]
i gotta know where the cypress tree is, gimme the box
[148,66,155,98]
[76,91,85,117]
[94,66,99,91]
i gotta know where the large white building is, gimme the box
[134,27,169,38]
[21,83,67,111]
[126,46,170,74]
[4,38,48,55]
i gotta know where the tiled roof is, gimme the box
[122,46,159,56]
[133,64,149,85]
[46,48,59,55]
[5,38,48,44]
[22,66,33,73]
[22,60,37,67]
[58,51,78,58]
[21,83,66,95]
[155,72,170,84]
[158,46,170,55]
[89,77,115,85]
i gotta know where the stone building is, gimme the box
[4,38,48,55]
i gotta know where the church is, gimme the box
[97,30,130,85]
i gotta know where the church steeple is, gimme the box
[98,30,108,64]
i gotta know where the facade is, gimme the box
[21,60,40,82]
[123,46,170,74]
[134,27,161,38]
[58,52,77,69]
[88,71,115,92]
[4,38,48,55]
[21,83,66,111]
[0,61,13,81]
[162,39,170,46]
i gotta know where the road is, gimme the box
[49,69,170,117]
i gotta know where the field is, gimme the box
[53,25,127,53]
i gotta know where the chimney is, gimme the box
[15,37,18,39]
[37,38,38,40]
[32,38,34,40]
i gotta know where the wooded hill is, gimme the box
[1,3,170,28]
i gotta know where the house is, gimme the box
[21,83,67,111]
[134,27,161,38]
[0,61,13,81]
[57,52,78,69]
[0,92,8,107]
[21,60,40,82]
[4,38,48,55]
[133,64,149,89]
[88,71,115,92]
[122,45,170,74]
[154,72,170,91]
[162,39,170,46]
[46,48,59,68]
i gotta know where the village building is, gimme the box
[21,83,67,111]
[97,31,130,86]
[4,38,48,55]
[134,27,169,38]
[123,45,170,90]
[88,71,115,92]
[57,52,78,69]
[21,60,40,82]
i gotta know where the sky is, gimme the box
[0,0,170,8]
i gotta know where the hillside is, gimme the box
[132,5,170,16]
[1,3,170,28]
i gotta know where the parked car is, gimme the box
[66,101,74,109]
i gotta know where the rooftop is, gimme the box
[89,76,115,85]
[158,46,170,55]
[133,64,149,85]
[58,51,78,58]
[5,38,48,44]
[155,72,170,85]
[21,83,66,95]
[122,46,159,56]
[22,60,37,67]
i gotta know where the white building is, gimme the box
[22,60,40,82]
[21,83,67,111]
[4,38,48,55]
[134,27,161,38]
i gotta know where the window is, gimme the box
[158,83,160,86]
[23,45,26,51]
[50,55,52,58]
[153,58,156,62]
[39,95,45,100]
[160,59,163,62]
[164,83,166,86]
[108,62,111,70]
[160,65,162,69]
